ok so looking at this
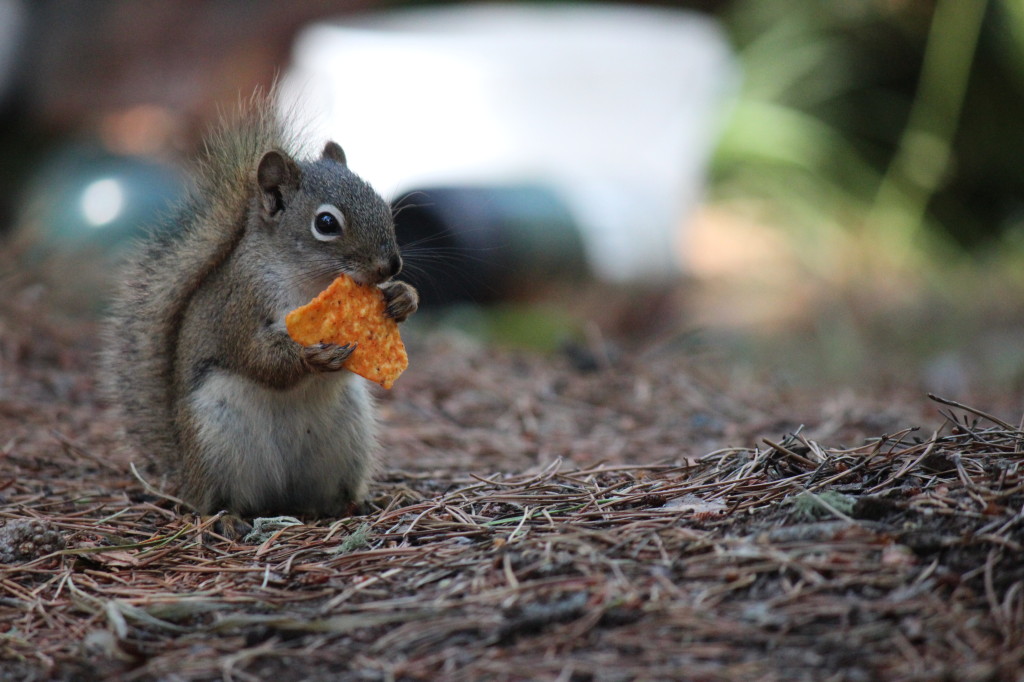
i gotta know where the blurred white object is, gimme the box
[281,3,736,281]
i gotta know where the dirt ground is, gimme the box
[1,268,1023,681]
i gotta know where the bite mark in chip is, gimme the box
[285,275,408,389]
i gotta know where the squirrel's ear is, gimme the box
[322,141,347,166]
[256,150,300,216]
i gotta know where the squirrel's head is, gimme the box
[253,142,401,289]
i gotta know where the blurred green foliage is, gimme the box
[714,0,1024,254]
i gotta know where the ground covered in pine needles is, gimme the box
[1,288,1023,681]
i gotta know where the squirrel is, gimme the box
[102,91,418,519]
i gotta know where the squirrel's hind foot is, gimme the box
[204,513,253,542]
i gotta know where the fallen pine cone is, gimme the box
[0,519,66,563]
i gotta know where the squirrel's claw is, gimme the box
[302,342,356,372]
[380,281,419,323]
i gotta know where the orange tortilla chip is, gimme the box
[285,275,408,389]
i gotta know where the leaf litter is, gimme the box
[0,289,1022,680]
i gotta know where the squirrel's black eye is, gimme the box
[315,213,339,233]
[311,204,345,241]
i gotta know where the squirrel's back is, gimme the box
[102,91,302,472]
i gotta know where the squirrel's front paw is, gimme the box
[302,342,355,372]
[380,281,419,323]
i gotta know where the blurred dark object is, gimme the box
[16,0,382,129]
[0,0,25,109]
[392,185,588,306]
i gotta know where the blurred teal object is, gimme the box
[14,144,184,260]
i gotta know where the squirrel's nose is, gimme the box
[375,254,402,281]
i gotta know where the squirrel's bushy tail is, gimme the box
[102,87,301,472]
[194,87,307,218]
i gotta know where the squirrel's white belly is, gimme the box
[188,370,375,515]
